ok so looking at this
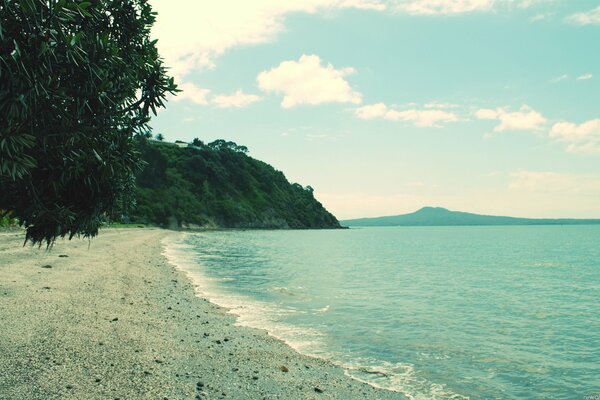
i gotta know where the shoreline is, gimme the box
[0,228,403,399]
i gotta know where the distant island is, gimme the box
[341,207,600,227]
[126,137,341,229]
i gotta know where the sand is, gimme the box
[0,228,402,399]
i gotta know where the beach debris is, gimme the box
[66,384,74,390]
[58,254,69,258]
[95,378,101,383]
[279,365,289,372]
[42,286,51,290]
[111,317,119,322]
[196,381,204,388]
[314,387,324,393]
[41,265,52,269]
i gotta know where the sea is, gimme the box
[163,226,600,400]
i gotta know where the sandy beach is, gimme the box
[0,228,401,399]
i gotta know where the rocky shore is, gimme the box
[0,228,402,399]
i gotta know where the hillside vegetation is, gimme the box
[127,138,340,229]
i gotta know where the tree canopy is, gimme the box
[129,139,341,230]
[0,0,177,245]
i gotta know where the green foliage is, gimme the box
[0,209,17,227]
[0,0,177,245]
[128,140,341,229]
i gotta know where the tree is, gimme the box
[0,0,177,245]
[191,137,204,148]
[207,139,249,153]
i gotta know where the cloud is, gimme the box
[173,85,261,108]
[257,54,362,108]
[550,74,569,83]
[393,0,546,15]
[530,13,551,22]
[150,0,385,79]
[386,109,459,127]
[355,102,388,119]
[395,0,494,15]
[475,105,547,132]
[568,5,600,25]
[576,73,593,81]
[356,102,459,127]
[550,119,600,154]
[212,90,262,108]
[150,1,556,80]
[516,0,551,8]
[423,102,459,109]
[172,82,211,105]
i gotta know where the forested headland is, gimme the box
[127,137,341,229]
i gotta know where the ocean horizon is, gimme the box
[164,225,600,399]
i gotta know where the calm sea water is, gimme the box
[163,226,600,399]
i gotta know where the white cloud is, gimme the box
[355,102,388,119]
[150,0,556,81]
[396,0,494,15]
[576,73,593,81]
[424,101,459,109]
[150,0,384,79]
[550,74,569,83]
[475,105,547,132]
[386,109,459,127]
[474,108,499,120]
[356,102,459,127]
[172,82,211,105]
[515,0,550,8]
[173,85,261,108]
[530,13,550,22]
[568,5,600,25]
[393,0,546,15]
[212,90,261,108]
[550,119,600,154]
[257,54,362,108]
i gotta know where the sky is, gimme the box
[147,0,600,220]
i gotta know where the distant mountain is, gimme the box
[341,207,600,227]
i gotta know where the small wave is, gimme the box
[343,360,469,400]
[161,234,325,355]
[162,234,467,400]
